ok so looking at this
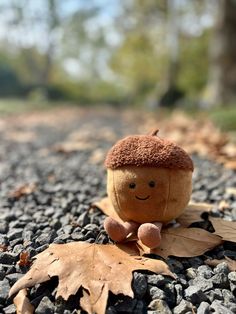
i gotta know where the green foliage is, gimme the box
[178,30,210,96]
[0,63,22,96]
[47,80,127,106]
[110,32,168,103]
[209,106,236,131]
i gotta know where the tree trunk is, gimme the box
[206,0,236,106]
[159,0,183,107]
[40,0,59,91]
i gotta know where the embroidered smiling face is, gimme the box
[107,166,192,223]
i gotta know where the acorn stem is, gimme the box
[149,129,159,136]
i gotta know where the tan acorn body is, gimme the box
[107,166,192,223]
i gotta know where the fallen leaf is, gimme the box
[224,160,236,170]
[140,110,234,169]
[95,198,224,258]
[13,288,34,314]
[92,197,123,223]
[177,203,213,227]
[205,256,236,272]
[6,131,36,143]
[210,217,236,242]
[17,251,31,267]
[10,183,36,199]
[218,200,230,212]
[89,148,106,164]
[226,187,236,196]
[53,141,95,153]
[221,143,236,158]
[149,227,223,259]
[80,281,109,314]
[9,242,174,314]
[0,244,7,252]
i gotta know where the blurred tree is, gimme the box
[42,0,60,87]
[110,0,213,106]
[110,0,169,105]
[0,63,21,97]
[0,0,219,106]
[205,0,236,106]
[159,0,183,107]
[0,0,61,95]
[60,5,106,80]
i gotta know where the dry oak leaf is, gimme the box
[205,256,236,272]
[209,217,236,242]
[10,183,36,199]
[13,288,34,314]
[0,244,7,252]
[93,197,223,258]
[6,131,36,143]
[53,141,95,153]
[226,187,236,196]
[17,251,31,267]
[92,197,122,223]
[9,242,174,314]
[140,227,223,259]
[176,202,213,227]
[224,160,236,170]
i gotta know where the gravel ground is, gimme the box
[0,108,236,314]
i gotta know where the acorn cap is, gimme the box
[105,130,194,171]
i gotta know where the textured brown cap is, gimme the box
[105,132,194,171]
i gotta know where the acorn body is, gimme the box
[107,166,192,223]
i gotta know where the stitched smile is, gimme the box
[135,195,150,201]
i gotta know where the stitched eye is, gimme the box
[149,181,155,188]
[129,182,136,189]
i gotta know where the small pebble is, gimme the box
[210,300,235,314]
[132,272,147,299]
[197,301,210,314]
[148,299,172,314]
[173,299,195,314]
[184,285,208,304]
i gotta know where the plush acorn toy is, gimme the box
[104,130,194,249]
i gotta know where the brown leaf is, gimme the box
[148,227,223,259]
[0,244,7,252]
[89,148,106,164]
[226,187,236,196]
[218,200,230,212]
[17,251,31,267]
[224,161,236,170]
[53,141,95,153]
[6,131,36,143]
[92,197,123,223]
[210,217,236,242]
[9,242,174,314]
[13,289,34,314]
[177,203,213,227]
[205,256,236,272]
[95,198,223,258]
[10,183,36,199]
[80,281,109,314]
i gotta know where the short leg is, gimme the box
[103,217,126,242]
[137,222,162,249]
